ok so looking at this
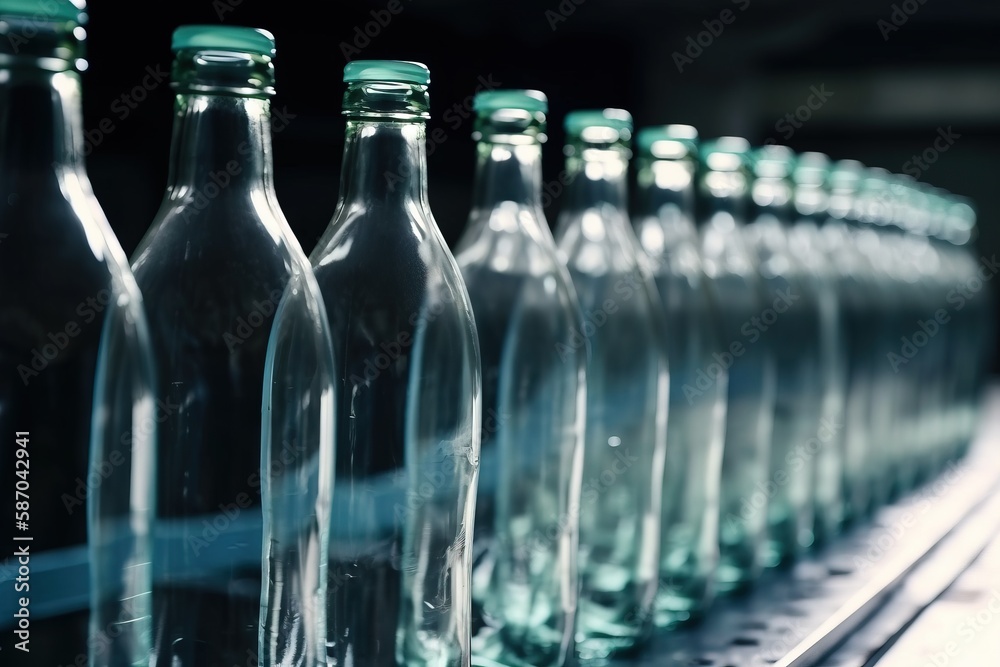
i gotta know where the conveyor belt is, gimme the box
[620,397,1000,667]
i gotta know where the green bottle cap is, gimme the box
[473,89,547,114]
[752,144,795,177]
[344,60,430,85]
[171,25,276,57]
[564,109,633,141]
[699,136,751,171]
[0,0,84,22]
[636,124,698,158]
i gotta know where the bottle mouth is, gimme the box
[0,14,86,70]
[342,81,429,120]
[564,108,632,155]
[473,108,546,143]
[170,25,276,97]
[171,48,275,97]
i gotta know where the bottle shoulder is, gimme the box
[555,208,643,276]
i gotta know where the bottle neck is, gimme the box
[564,145,629,213]
[0,65,84,178]
[166,93,272,201]
[636,157,696,222]
[699,169,749,226]
[751,176,794,225]
[338,119,428,209]
[471,139,543,212]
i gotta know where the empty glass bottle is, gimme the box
[455,89,586,667]
[789,152,848,544]
[696,138,776,593]
[554,109,669,660]
[745,146,822,564]
[633,125,726,626]
[131,27,334,666]
[943,197,991,461]
[845,168,904,508]
[822,160,887,521]
[309,61,481,667]
[0,3,156,665]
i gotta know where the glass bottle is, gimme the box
[309,60,481,667]
[696,137,776,593]
[553,109,669,660]
[846,168,905,507]
[130,26,335,667]
[455,89,586,667]
[943,197,991,462]
[822,160,888,521]
[633,125,725,626]
[0,3,156,665]
[788,152,848,544]
[744,145,822,564]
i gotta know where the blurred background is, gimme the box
[83,0,1000,367]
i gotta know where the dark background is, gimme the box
[82,0,1000,366]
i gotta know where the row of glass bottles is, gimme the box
[1,3,989,666]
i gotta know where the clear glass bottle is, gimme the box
[309,61,481,667]
[744,146,822,564]
[788,152,848,544]
[130,26,335,667]
[633,125,725,626]
[846,168,905,507]
[822,160,888,521]
[696,137,776,593]
[553,109,669,660]
[455,89,586,667]
[0,3,156,665]
[943,197,991,462]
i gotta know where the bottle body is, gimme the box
[134,89,332,666]
[743,218,823,565]
[788,221,848,544]
[642,229,725,625]
[555,134,668,658]
[634,144,725,626]
[458,135,585,667]
[312,118,481,667]
[0,59,155,665]
[701,218,776,592]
